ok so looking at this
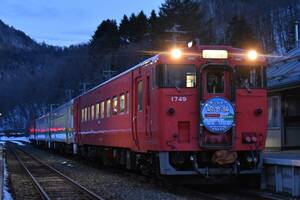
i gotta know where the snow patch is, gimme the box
[0,136,30,143]
[9,141,25,146]
[3,151,13,200]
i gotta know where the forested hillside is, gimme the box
[1,0,300,130]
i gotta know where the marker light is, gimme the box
[247,50,258,60]
[171,48,182,59]
[187,41,193,48]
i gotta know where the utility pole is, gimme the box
[102,69,116,80]
[65,89,73,101]
[79,82,92,93]
[165,24,188,46]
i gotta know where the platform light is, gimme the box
[171,48,182,59]
[247,50,258,60]
[202,50,228,59]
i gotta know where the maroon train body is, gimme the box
[30,45,268,177]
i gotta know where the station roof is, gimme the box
[267,47,300,90]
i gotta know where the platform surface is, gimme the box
[262,150,300,166]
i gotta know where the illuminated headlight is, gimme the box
[247,50,258,60]
[171,48,182,59]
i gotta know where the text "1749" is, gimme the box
[171,96,187,102]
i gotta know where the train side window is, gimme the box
[91,105,95,120]
[84,107,87,121]
[100,101,105,118]
[120,94,125,113]
[207,71,224,93]
[137,81,143,112]
[113,96,118,115]
[106,99,111,117]
[126,92,129,113]
[81,109,84,122]
[96,103,99,119]
[87,106,90,121]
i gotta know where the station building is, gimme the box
[266,47,300,149]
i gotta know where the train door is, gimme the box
[74,100,80,144]
[133,76,145,149]
[201,65,231,100]
[200,65,233,148]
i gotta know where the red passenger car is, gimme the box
[31,44,268,177]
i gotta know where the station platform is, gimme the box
[261,150,300,197]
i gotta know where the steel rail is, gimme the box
[8,144,51,200]
[7,142,105,200]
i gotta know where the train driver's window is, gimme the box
[207,71,224,93]
[137,81,143,112]
[236,66,263,88]
[156,64,196,88]
[113,96,118,115]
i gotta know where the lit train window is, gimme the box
[137,81,143,112]
[113,96,118,115]
[96,103,99,119]
[87,106,90,121]
[156,64,196,88]
[100,101,105,118]
[207,71,224,93]
[81,109,84,122]
[106,99,111,117]
[126,92,129,113]
[91,105,95,120]
[84,107,87,121]
[120,94,125,113]
[186,73,196,87]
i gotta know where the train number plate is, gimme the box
[171,96,187,102]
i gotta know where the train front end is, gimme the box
[154,45,268,177]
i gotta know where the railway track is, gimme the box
[7,142,105,200]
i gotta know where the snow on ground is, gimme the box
[0,136,30,143]
[9,141,25,146]
[3,152,13,200]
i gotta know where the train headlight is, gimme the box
[171,48,182,59]
[247,50,258,60]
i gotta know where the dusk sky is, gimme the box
[0,0,164,46]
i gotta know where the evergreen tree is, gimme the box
[89,19,120,81]
[90,19,120,54]
[134,11,149,41]
[158,0,206,48]
[119,15,130,42]
[226,16,258,49]
[149,10,161,47]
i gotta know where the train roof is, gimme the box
[75,54,160,99]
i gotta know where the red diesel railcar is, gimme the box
[31,44,268,177]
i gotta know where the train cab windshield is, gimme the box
[156,64,196,88]
[236,66,265,88]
